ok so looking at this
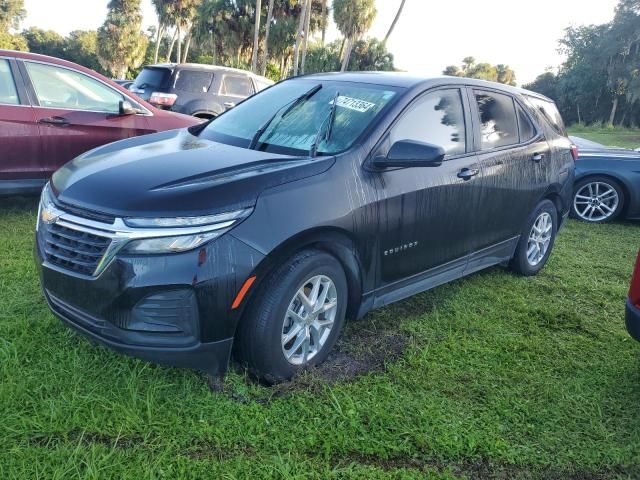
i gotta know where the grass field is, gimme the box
[1,132,640,478]
[567,124,640,150]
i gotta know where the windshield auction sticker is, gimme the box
[334,96,376,113]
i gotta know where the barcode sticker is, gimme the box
[333,96,376,113]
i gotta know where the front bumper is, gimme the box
[625,299,640,342]
[35,232,264,376]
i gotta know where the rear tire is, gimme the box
[571,176,625,223]
[235,250,348,384]
[510,199,557,276]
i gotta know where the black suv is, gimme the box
[35,73,575,383]
[129,63,273,119]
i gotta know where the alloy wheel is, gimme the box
[281,275,338,365]
[527,212,553,266]
[573,182,619,222]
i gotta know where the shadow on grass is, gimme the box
[0,195,39,213]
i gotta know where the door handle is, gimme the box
[531,152,545,162]
[223,102,236,109]
[457,168,480,180]
[39,117,70,127]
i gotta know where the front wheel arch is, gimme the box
[236,229,364,329]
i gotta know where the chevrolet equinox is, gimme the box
[36,73,576,383]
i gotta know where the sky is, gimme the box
[22,0,620,85]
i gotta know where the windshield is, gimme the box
[199,79,401,156]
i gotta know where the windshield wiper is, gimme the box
[248,84,322,151]
[310,90,340,158]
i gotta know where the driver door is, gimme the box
[20,60,153,176]
[373,87,484,291]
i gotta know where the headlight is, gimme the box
[121,208,252,254]
[123,231,224,254]
[37,183,59,231]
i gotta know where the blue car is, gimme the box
[570,136,640,223]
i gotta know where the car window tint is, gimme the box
[132,67,171,90]
[526,96,566,136]
[390,88,466,156]
[220,75,253,97]
[26,62,124,113]
[174,70,213,93]
[516,104,536,142]
[475,91,519,149]
[0,60,19,105]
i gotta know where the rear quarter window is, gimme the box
[526,96,566,136]
[173,70,214,93]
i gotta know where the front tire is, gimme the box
[510,199,557,276]
[235,250,348,384]
[571,176,624,223]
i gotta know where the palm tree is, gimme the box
[293,0,310,76]
[383,0,405,44]
[260,0,275,76]
[168,0,201,63]
[251,0,262,73]
[333,0,377,72]
[300,0,312,74]
[151,0,174,63]
[321,0,328,45]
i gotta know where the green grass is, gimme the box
[2,149,640,477]
[567,124,640,149]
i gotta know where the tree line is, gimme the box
[0,0,404,80]
[525,0,640,127]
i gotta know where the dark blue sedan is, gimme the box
[570,136,640,223]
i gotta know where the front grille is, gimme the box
[43,223,111,276]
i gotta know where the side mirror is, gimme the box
[119,100,137,116]
[373,140,445,169]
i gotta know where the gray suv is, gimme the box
[130,63,273,120]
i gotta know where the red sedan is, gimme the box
[0,50,200,195]
[626,250,640,341]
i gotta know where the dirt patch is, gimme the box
[220,295,440,401]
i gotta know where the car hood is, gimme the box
[51,129,335,218]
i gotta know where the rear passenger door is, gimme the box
[217,74,255,110]
[0,57,42,183]
[468,88,550,259]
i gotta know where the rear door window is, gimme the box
[474,90,519,149]
[132,67,171,90]
[526,96,566,135]
[391,88,466,156]
[173,70,214,93]
[220,75,254,97]
[0,59,20,105]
